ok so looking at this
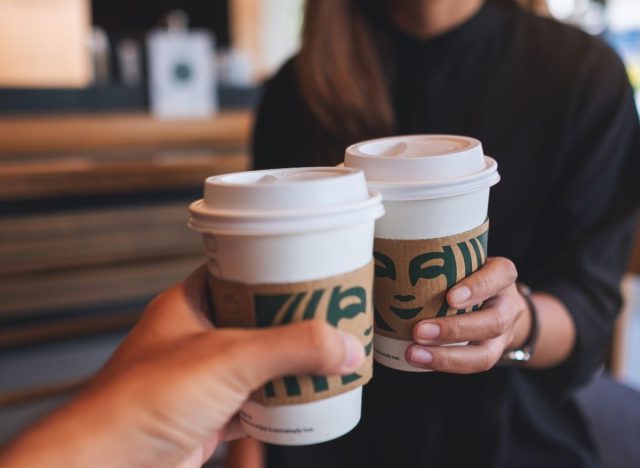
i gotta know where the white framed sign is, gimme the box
[147,29,218,119]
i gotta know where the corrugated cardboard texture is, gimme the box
[374,220,489,340]
[209,261,373,406]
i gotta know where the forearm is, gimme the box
[0,397,112,467]
[510,292,576,368]
[0,386,172,468]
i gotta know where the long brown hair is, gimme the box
[296,0,548,147]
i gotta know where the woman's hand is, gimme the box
[0,266,365,468]
[406,257,530,373]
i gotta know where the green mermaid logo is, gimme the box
[374,225,488,339]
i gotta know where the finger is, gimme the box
[447,257,518,309]
[224,321,366,391]
[413,295,520,344]
[406,336,509,374]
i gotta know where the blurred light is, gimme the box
[608,0,640,32]
[548,0,578,19]
[581,3,606,35]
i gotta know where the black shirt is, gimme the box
[252,2,640,467]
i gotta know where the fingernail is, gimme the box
[409,347,433,366]
[416,322,440,341]
[449,286,471,305]
[339,330,365,373]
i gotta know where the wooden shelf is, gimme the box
[0,110,253,347]
[0,111,252,199]
[0,150,249,199]
[0,110,252,154]
[0,312,137,349]
[0,202,202,275]
[0,255,203,319]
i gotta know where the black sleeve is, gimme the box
[525,42,640,396]
[252,60,313,170]
[252,59,346,170]
[252,60,294,170]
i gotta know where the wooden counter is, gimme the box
[0,111,252,199]
[0,111,252,347]
[0,111,252,153]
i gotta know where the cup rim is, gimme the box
[188,189,385,236]
[364,156,500,201]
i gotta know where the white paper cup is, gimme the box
[188,167,384,445]
[345,135,500,372]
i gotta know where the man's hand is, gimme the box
[0,266,365,468]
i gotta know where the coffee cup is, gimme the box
[188,166,384,444]
[345,135,500,372]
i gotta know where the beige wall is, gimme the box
[0,0,92,88]
[230,0,303,81]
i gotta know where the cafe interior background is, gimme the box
[0,0,639,465]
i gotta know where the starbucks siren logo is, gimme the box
[374,222,489,339]
[254,286,373,400]
[208,261,375,406]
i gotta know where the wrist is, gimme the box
[503,284,540,365]
[509,290,532,351]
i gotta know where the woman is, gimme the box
[249,0,640,467]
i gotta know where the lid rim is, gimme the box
[372,172,500,201]
[365,156,497,186]
[189,190,384,236]
[189,203,385,236]
[191,190,383,220]
[202,166,371,213]
[361,156,499,200]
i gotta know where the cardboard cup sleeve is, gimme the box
[208,261,374,406]
[373,220,489,340]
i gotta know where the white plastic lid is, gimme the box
[345,135,500,200]
[189,167,384,235]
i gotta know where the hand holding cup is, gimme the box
[0,266,366,468]
[406,257,529,373]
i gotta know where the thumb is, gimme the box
[224,320,366,391]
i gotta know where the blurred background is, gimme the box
[0,0,639,465]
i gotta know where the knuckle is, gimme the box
[515,293,528,315]
[437,350,475,375]
[303,321,338,370]
[436,351,453,372]
[498,257,518,283]
[478,350,497,372]
[490,309,510,337]
[447,319,465,341]
[475,273,494,296]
